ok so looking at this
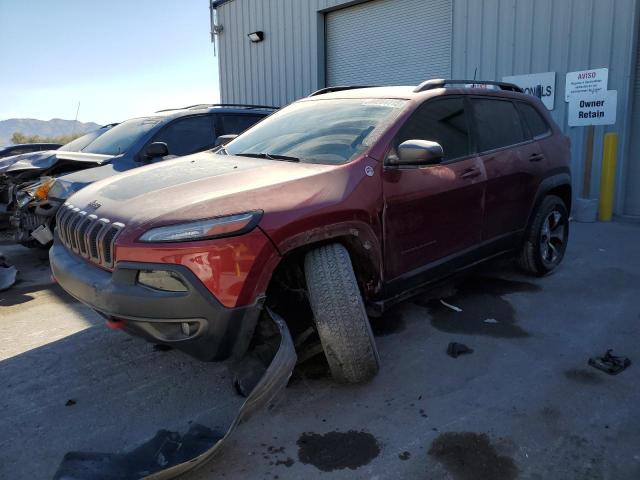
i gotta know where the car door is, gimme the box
[471,97,543,240]
[147,114,217,161]
[382,96,486,280]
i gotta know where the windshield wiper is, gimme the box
[234,152,300,163]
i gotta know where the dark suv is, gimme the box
[51,80,571,384]
[8,104,275,246]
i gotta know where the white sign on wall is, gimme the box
[502,72,556,110]
[565,68,608,101]
[568,90,617,127]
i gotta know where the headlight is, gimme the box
[33,178,54,201]
[16,177,54,205]
[47,179,87,200]
[138,211,262,243]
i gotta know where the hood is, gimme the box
[0,150,113,175]
[66,151,340,230]
[49,163,132,200]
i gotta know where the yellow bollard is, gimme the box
[598,133,618,221]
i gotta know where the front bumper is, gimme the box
[50,239,262,361]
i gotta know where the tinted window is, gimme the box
[218,114,264,136]
[396,97,471,161]
[518,102,550,138]
[472,99,526,152]
[153,115,215,156]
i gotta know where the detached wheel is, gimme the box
[304,243,380,383]
[518,195,569,276]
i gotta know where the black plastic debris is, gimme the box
[0,253,17,291]
[53,424,223,480]
[446,342,473,358]
[65,399,77,407]
[588,350,631,375]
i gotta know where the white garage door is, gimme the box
[326,0,452,86]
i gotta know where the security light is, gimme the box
[248,31,264,43]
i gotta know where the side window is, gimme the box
[517,102,551,139]
[472,99,526,152]
[152,115,215,156]
[395,97,472,162]
[218,114,265,136]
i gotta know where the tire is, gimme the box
[517,195,569,276]
[304,243,380,383]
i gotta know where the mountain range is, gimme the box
[0,118,101,144]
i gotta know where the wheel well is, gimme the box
[264,236,380,334]
[547,184,572,213]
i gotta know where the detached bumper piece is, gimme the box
[49,239,260,361]
[53,308,297,480]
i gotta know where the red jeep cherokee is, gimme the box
[50,80,571,384]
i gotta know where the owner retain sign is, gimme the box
[568,90,617,126]
[565,68,608,101]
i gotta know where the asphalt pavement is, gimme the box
[1,221,639,480]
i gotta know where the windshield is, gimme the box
[81,117,161,156]
[59,129,106,152]
[224,98,406,164]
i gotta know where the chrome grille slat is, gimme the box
[55,204,124,269]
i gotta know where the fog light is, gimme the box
[181,322,190,336]
[138,270,188,292]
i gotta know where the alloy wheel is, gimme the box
[539,209,567,267]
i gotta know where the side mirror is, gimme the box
[215,134,238,147]
[391,140,444,166]
[143,142,169,160]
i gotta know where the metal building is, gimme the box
[211,0,640,218]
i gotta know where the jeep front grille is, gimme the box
[56,204,124,269]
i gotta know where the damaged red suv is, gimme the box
[51,80,571,384]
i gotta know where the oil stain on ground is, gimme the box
[297,430,380,472]
[416,277,539,338]
[564,368,604,385]
[428,432,518,480]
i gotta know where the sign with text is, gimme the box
[565,68,608,101]
[568,90,617,126]
[502,72,556,110]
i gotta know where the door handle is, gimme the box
[529,153,545,162]
[461,168,481,179]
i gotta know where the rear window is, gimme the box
[218,114,265,136]
[518,102,551,139]
[472,99,526,152]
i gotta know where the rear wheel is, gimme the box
[517,195,569,276]
[304,243,379,383]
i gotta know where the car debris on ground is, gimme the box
[439,299,463,312]
[0,253,17,291]
[53,309,297,480]
[588,349,631,375]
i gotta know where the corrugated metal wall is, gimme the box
[216,0,352,107]
[215,0,639,215]
[626,29,640,216]
[452,0,639,215]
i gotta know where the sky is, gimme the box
[0,0,220,124]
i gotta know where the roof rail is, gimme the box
[413,79,523,93]
[308,85,376,97]
[155,103,279,113]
